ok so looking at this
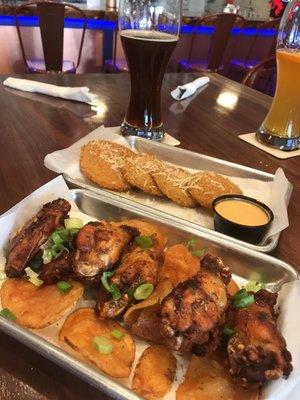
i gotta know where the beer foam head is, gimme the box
[120,29,178,42]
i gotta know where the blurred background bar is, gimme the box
[0,0,289,93]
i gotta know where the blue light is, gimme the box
[0,15,276,37]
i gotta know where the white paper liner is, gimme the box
[44,126,292,242]
[0,177,299,400]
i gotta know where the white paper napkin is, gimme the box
[3,77,98,104]
[171,77,210,101]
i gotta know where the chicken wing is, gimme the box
[73,221,137,279]
[39,250,74,285]
[96,247,161,319]
[226,289,292,388]
[159,254,231,353]
[5,198,71,278]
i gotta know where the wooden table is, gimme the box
[0,73,299,399]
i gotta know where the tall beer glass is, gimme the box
[119,0,181,141]
[256,0,300,151]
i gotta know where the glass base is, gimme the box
[121,121,165,142]
[256,128,300,151]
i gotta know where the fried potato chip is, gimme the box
[122,154,164,196]
[124,279,173,327]
[188,172,242,209]
[80,140,134,191]
[227,279,239,296]
[115,219,167,255]
[159,244,200,287]
[132,344,176,400]
[59,308,135,378]
[176,354,259,400]
[152,165,198,208]
[0,279,83,329]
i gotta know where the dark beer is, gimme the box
[120,29,178,140]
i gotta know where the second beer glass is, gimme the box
[119,0,181,141]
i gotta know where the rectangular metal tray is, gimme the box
[65,136,286,253]
[0,189,298,400]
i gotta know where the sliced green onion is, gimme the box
[0,308,16,321]
[42,248,52,264]
[64,218,83,230]
[233,294,255,309]
[101,271,115,292]
[186,237,197,250]
[0,271,7,281]
[51,231,64,245]
[57,281,72,294]
[245,281,266,293]
[223,326,234,337]
[29,276,43,287]
[93,336,113,354]
[134,283,154,300]
[134,235,153,248]
[111,329,124,340]
[51,243,65,259]
[192,248,205,257]
[111,284,122,300]
[232,289,248,302]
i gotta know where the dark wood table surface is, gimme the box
[0,72,299,399]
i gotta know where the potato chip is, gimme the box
[124,279,173,326]
[176,354,259,400]
[115,219,167,255]
[159,244,200,287]
[59,308,135,378]
[132,344,176,400]
[0,278,83,329]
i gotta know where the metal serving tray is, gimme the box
[65,136,287,253]
[0,189,298,400]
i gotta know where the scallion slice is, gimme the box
[223,325,234,337]
[64,218,83,230]
[134,235,153,248]
[42,248,52,264]
[57,281,72,294]
[186,237,197,250]
[29,276,44,287]
[69,228,79,236]
[111,284,122,300]
[0,271,7,281]
[232,289,248,302]
[192,248,205,257]
[51,243,65,259]
[101,271,115,292]
[93,336,113,354]
[0,308,16,321]
[133,283,154,300]
[233,294,255,309]
[245,281,266,293]
[111,329,124,340]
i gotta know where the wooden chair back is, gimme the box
[15,0,87,72]
[242,55,277,96]
[188,13,246,71]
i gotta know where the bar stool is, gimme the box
[104,27,128,73]
[15,0,87,73]
[242,56,277,96]
[227,18,280,81]
[178,13,246,73]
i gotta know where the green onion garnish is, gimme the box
[64,218,83,230]
[93,336,113,354]
[232,289,248,302]
[0,308,16,321]
[233,294,255,309]
[25,267,43,287]
[134,235,153,248]
[223,326,235,337]
[51,243,66,259]
[111,284,122,301]
[57,281,72,294]
[192,248,205,257]
[111,329,124,340]
[69,228,79,236]
[186,237,197,250]
[42,248,52,264]
[245,281,266,293]
[51,231,64,245]
[101,271,115,292]
[133,283,154,300]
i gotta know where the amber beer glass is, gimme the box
[257,0,300,151]
[119,0,181,141]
